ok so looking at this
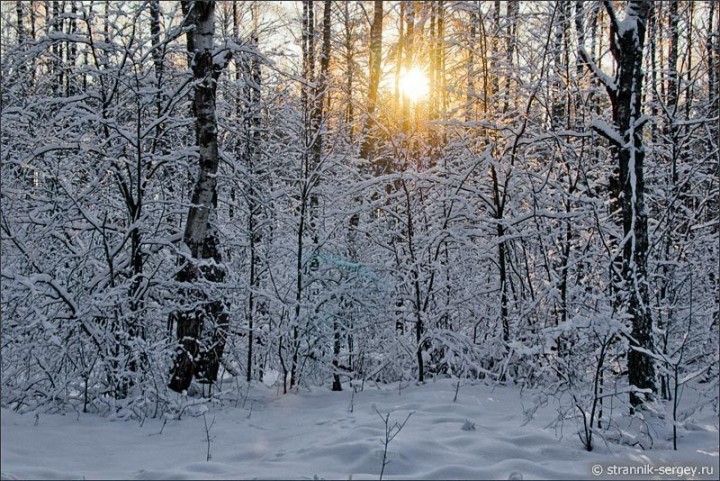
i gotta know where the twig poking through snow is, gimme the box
[202,413,216,462]
[375,407,414,481]
[461,419,476,431]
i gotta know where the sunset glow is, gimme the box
[399,67,430,103]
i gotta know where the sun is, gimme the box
[399,67,430,103]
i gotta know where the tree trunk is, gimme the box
[289,0,316,389]
[394,1,404,116]
[343,1,355,139]
[502,0,518,114]
[51,1,63,96]
[359,0,383,161]
[16,1,28,83]
[401,1,414,134]
[237,1,263,384]
[429,1,437,119]
[66,1,77,96]
[491,0,501,110]
[466,1,477,122]
[313,0,341,392]
[150,0,164,120]
[309,0,331,237]
[584,0,656,411]
[16,1,25,44]
[169,0,231,393]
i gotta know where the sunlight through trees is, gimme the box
[0,1,717,455]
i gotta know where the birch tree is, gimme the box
[169,0,232,393]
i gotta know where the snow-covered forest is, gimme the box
[1,0,718,478]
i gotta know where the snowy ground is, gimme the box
[1,379,718,480]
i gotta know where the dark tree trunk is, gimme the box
[289,0,316,390]
[466,1,477,122]
[309,0,331,246]
[150,0,164,120]
[491,166,509,344]
[332,311,343,391]
[238,1,263,384]
[343,2,355,139]
[583,0,656,411]
[313,0,332,167]
[16,1,25,44]
[359,0,384,161]
[16,1,27,82]
[429,1,437,119]
[66,1,77,96]
[502,0,518,114]
[394,1,404,116]
[51,1,64,96]
[311,0,341,393]
[401,1,414,134]
[491,0,500,110]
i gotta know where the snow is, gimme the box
[616,17,638,38]
[577,46,617,93]
[2,379,717,480]
[590,119,623,146]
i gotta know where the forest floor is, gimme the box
[1,378,718,480]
